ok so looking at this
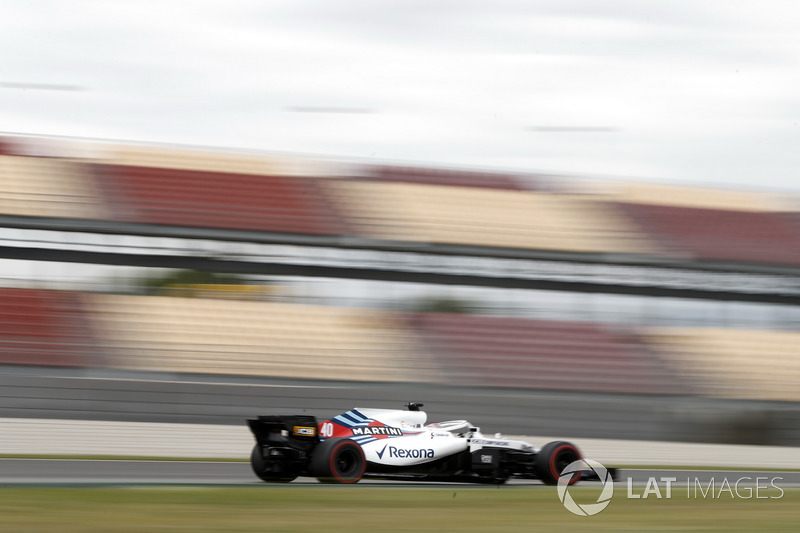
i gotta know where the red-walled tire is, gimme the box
[310,438,366,484]
[535,441,583,486]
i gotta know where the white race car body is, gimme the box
[324,407,535,469]
[247,403,601,484]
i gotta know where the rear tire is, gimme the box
[535,441,582,486]
[250,445,298,483]
[310,438,365,484]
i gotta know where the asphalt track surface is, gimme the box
[2,459,799,488]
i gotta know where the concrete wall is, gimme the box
[2,369,799,446]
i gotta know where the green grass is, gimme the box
[0,486,797,532]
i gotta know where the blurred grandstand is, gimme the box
[1,134,799,445]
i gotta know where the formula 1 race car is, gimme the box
[247,403,606,484]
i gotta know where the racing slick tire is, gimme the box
[535,441,582,486]
[310,438,366,484]
[250,445,298,483]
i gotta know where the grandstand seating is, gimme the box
[0,137,19,156]
[608,182,790,212]
[409,313,687,394]
[85,295,437,382]
[642,327,800,402]
[365,164,527,190]
[2,135,799,271]
[0,288,98,367]
[2,284,796,403]
[0,156,109,219]
[618,203,800,265]
[325,180,656,254]
[107,145,294,175]
[97,164,346,234]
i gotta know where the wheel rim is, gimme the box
[556,450,578,473]
[553,446,581,483]
[335,448,360,477]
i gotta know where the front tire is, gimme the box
[310,438,365,484]
[535,441,582,485]
[250,445,298,483]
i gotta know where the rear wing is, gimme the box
[248,415,320,449]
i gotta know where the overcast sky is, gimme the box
[3,0,800,192]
